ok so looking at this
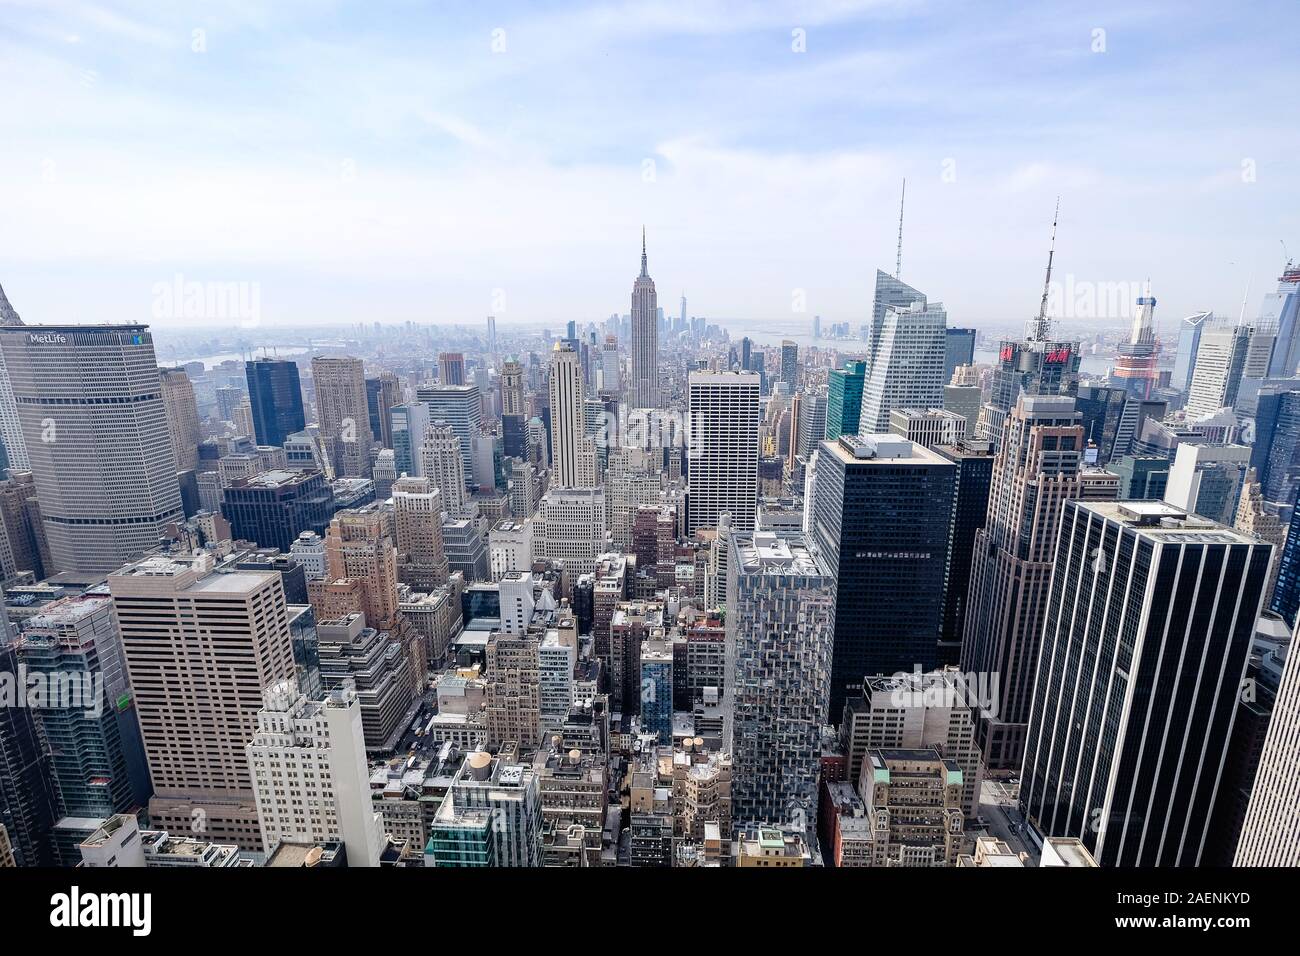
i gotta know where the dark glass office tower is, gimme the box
[1075,384,1127,465]
[1020,500,1271,867]
[1259,388,1300,513]
[934,440,994,665]
[245,358,306,448]
[222,469,335,552]
[944,327,976,380]
[809,434,955,719]
[0,631,58,867]
[1271,491,1300,627]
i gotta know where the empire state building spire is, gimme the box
[630,228,659,408]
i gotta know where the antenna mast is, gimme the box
[895,178,906,278]
[1030,197,1060,342]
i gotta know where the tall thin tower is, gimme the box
[630,228,659,409]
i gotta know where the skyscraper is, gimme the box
[0,612,57,867]
[1185,322,1250,421]
[1270,497,1300,628]
[1021,500,1271,866]
[1110,287,1161,399]
[548,342,597,488]
[858,278,947,434]
[417,383,482,482]
[365,372,399,448]
[109,552,298,849]
[944,327,976,381]
[780,340,799,389]
[630,229,659,409]
[979,339,1081,452]
[438,352,466,386]
[725,531,834,828]
[961,394,1083,768]
[312,356,374,478]
[389,401,430,478]
[0,283,29,473]
[391,475,449,591]
[686,371,760,536]
[247,678,384,867]
[421,421,468,518]
[1254,260,1300,379]
[159,367,202,472]
[934,439,994,664]
[825,360,866,440]
[18,596,151,832]
[246,358,306,448]
[1171,310,1211,393]
[221,469,335,552]
[0,324,183,574]
[808,433,955,718]
[1236,614,1300,866]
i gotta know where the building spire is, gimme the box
[1028,197,1060,342]
[640,226,648,278]
[895,178,906,279]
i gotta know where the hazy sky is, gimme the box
[1,0,1297,334]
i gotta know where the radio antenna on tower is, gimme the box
[895,178,906,279]
[1029,197,1060,342]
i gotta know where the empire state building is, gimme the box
[630,228,659,409]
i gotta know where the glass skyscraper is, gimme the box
[809,434,955,719]
[825,360,866,440]
[246,358,306,448]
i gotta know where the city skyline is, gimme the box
[1,1,1298,921]
[1,1,1297,329]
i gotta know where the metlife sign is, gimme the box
[27,332,68,345]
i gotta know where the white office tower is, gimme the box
[420,420,469,517]
[290,531,327,581]
[725,531,834,829]
[1237,619,1300,865]
[489,519,533,579]
[499,571,536,636]
[0,324,182,574]
[630,229,659,409]
[1163,443,1250,526]
[1020,501,1272,866]
[533,487,607,577]
[109,552,298,850]
[391,476,449,590]
[599,336,622,396]
[539,623,578,733]
[247,678,384,867]
[548,342,598,488]
[686,371,761,536]
[1184,322,1251,420]
[859,282,947,434]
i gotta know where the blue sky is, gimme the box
[1,0,1297,333]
